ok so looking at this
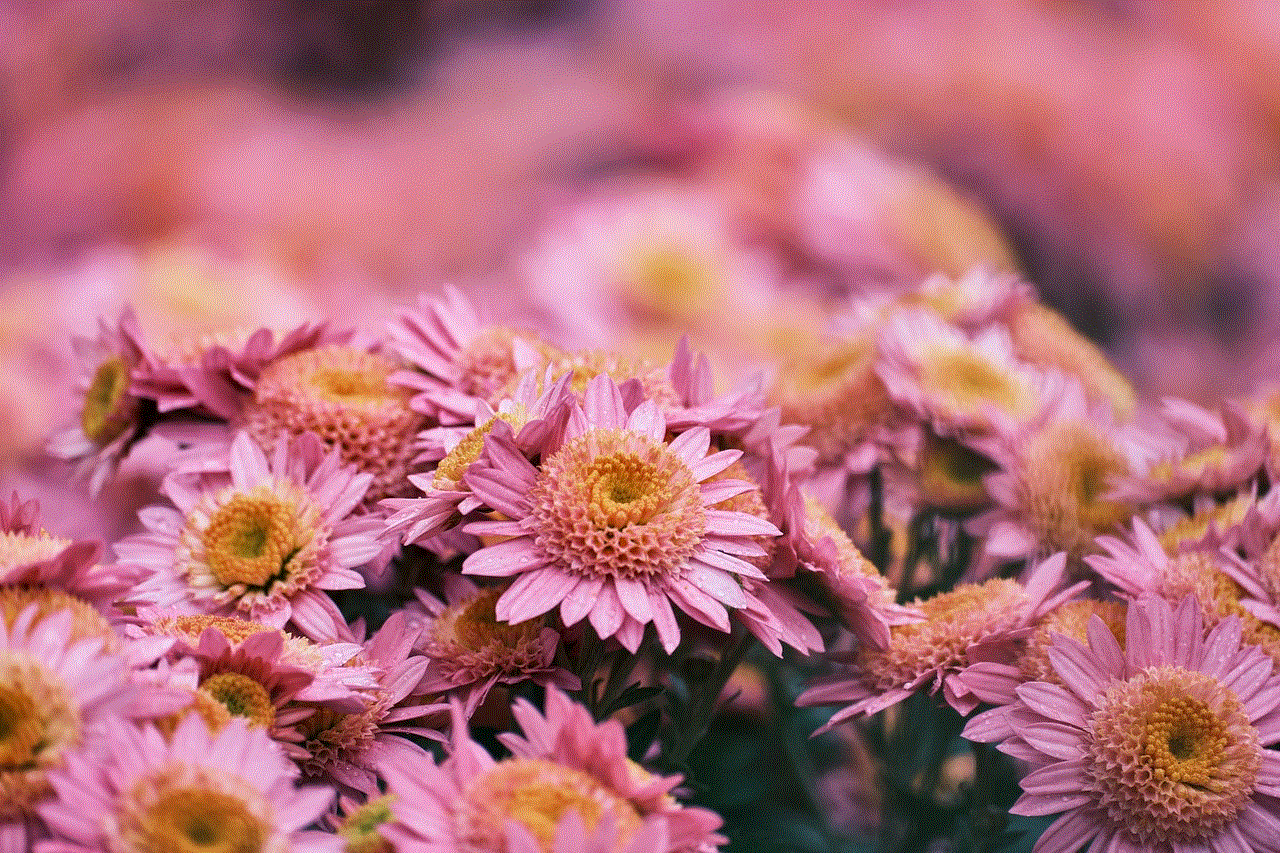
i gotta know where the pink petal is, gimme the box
[463,538,550,577]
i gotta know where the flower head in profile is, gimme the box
[378,687,724,853]
[382,368,572,551]
[1006,301,1138,419]
[38,715,340,853]
[48,310,155,494]
[800,554,1086,725]
[244,343,426,503]
[0,605,153,847]
[964,595,1280,853]
[119,432,382,640]
[412,577,578,719]
[294,612,442,796]
[462,375,785,655]
[1115,398,1268,505]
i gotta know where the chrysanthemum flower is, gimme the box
[1088,520,1280,665]
[243,344,426,503]
[960,598,1130,711]
[48,310,154,494]
[906,268,1032,331]
[294,612,442,795]
[37,715,340,853]
[1114,398,1268,505]
[119,432,382,640]
[776,487,918,651]
[766,324,890,473]
[378,687,724,853]
[964,595,1280,853]
[0,605,153,847]
[800,554,1086,723]
[387,284,556,425]
[519,187,774,349]
[134,613,378,756]
[382,369,572,550]
[876,307,1053,438]
[412,578,578,718]
[461,375,784,654]
[968,381,1133,563]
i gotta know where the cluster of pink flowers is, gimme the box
[11,103,1280,853]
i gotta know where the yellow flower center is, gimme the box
[457,757,643,853]
[0,530,72,571]
[311,368,393,403]
[131,787,267,853]
[1086,668,1260,844]
[200,673,275,728]
[0,654,80,819]
[437,418,502,487]
[201,492,310,590]
[622,242,723,323]
[917,434,996,510]
[1019,421,1131,555]
[917,347,1030,420]
[81,356,135,445]
[532,430,707,582]
[160,615,275,646]
[452,587,538,650]
[338,795,395,853]
[0,587,116,646]
[1157,496,1252,553]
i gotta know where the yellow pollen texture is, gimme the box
[0,587,116,645]
[0,530,72,571]
[862,579,1027,692]
[436,419,501,487]
[200,673,275,728]
[0,655,80,819]
[621,241,723,323]
[1019,600,1127,684]
[457,757,642,853]
[1019,421,1131,555]
[161,615,274,646]
[917,347,1029,420]
[81,355,135,445]
[530,430,706,581]
[130,787,266,853]
[202,494,302,589]
[1086,667,1261,844]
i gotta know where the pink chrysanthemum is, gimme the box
[378,687,724,853]
[1114,398,1268,505]
[411,577,578,718]
[0,605,155,847]
[800,554,1086,724]
[461,375,784,654]
[783,492,920,650]
[875,307,1055,438]
[136,321,347,420]
[243,343,426,503]
[294,612,442,795]
[37,715,340,853]
[963,595,1280,853]
[119,432,382,641]
[519,187,775,350]
[1,495,137,623]
[968,379,1134,564]
[382,369,572,550]
[1088,519,1280,665]
[387,284,555,425]
[132,613,378,758]
[47,310,154,494]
